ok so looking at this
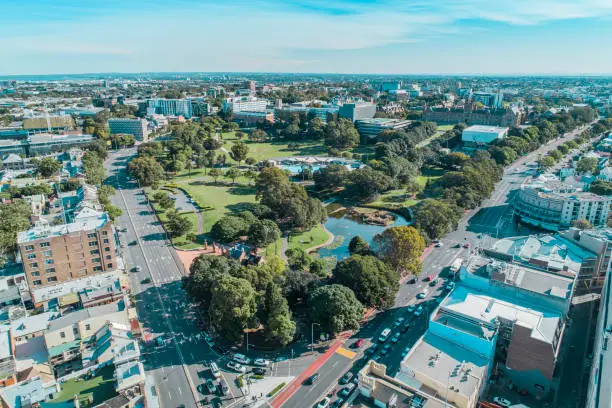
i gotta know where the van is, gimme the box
[378,328,392,343]
[209,362,220,379]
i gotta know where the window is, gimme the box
[92,258,101,263]
[60,331,65,339]
[106,255,112,260]
[103,239,109,244]
[89,250,99,255]
[85,324,91,330]
[27,253,36,260]
[93,266,102,272]
[107,263,113,268]
[87,233,96,239]
[31,272,40,277]
[40,242,50,248]
[88,241,97,247]
[32,280,42,286]
[25,245,34,251]
[73,327,78,335]
[46,268,56,274]
[42,250,52,257]
[47,276,58,282]
[44,259,54,265]
[29,262,38,269]
[104,247,110,252]
[102,230,108,236]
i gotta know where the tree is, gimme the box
[261,282,296,346]
[324,118,360,149]
[572,219,593,230]
[348,167,393,199]
[105,204,123,220]
[248,219,281,247]
[157,193,175,210]
[82,151,106,185]
[245,157,257,166]
[185,255,241,306]
[373,226,425,276]
[333,255,399,309]
[589,179,612,196]
[165,210,193,237]
[538,156,556,171]
[313,164,349,190]
[576,157,598,174]
[224,167,241,184]
[0,200,31,262]
[285,248,311,270]
[98,185,116,206]
[548,150,563,161]
[211,275,257,342]
[282,270,319,304]
[348,236,370,256]
[309,284,364,335]
[211,215,250,243]
[231,141,249,164]
[128,156,165,186]
[36,157,61,177]
[412,199,462,241]
[307,117,325,139]
[209,168,221,183]
[249,129,268,142]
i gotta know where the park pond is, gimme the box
[317,207,409,260]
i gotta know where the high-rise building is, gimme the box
[222,96,268,113]
[472,91,504,109]
[108,118,149,142]
[144,98,193,118]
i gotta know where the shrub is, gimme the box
[267,382,286,398]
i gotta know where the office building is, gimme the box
[461,125,508,148]
[143,98,193,118]
[379,81,401,92]
[338,102,376,122]
[222,96,268,113]
[423,102,522,127]
[275,100,339,123]
[17,207,117,304]
[0,140,25,155]
[472,91,504,109]
[27,133,94,156]
[233,111,274,126]
[108,118,149,142]
[513,182,612,231]
[355,118,412,140]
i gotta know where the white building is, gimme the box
[108,118,149,142]
[222,96,268,113]
[461,125,508,148]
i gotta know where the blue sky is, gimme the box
[1,0,612,75]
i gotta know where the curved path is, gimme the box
[305,225,334,254]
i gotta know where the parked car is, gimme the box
[492,397,511,407]
[227,361,246,373]
[233,353,251,365]
[365,344,378,355]
[392,317,405,327]
[128,240,137,246]
[331,398,344,408]
[391,332,401,343]
[424,275,433,282]
[339,383,356,398]
[252,367,266,376]
[435,242,443,247]
[317,397,331,408]
[463,243,471,248]
[218,380,229,396]
[340,372,354,384]
[414,306,424,317]
[205,379,217,394]
[445,282,455,291]
[429,278,439,287]
[401,322,411,333]
[401,346,411,358]
[134,265,142,273]
[253,358,269,367]
[209,362,220,378]
[407,278,417,284]
[407,305,416,313]
[416,290,428,299]
[352,339,365,349]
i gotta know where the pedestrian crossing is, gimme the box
[335,347,356,359]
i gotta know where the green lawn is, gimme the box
[50,366,116,407]
[416,167,445,187]
[263,238,283,258]
[288,224,330,252]
[436,124,454,132]
[176,180,257,235]
[365,189,419,210]
[148,195,201,250]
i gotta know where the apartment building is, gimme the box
[107,118,149,142]
[222,96,268,113]
[17,207,116,306]
[559,227,612,290]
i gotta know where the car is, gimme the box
[317,397,331,408]
[253,358,269,367]
[340,372,354,384]
[393,317,405,327]
[401,346,411,358]
[429,278,439,287]
[414,306,424,317]
[227,361,246,373]
[424,275,433,282]
[445,282,455,291]
[352,339,365,349]
[339,383,356,398]
[140,278,151,284]
[391,333,401,343]
[128,240,137,246]
[407,278,417,284]
[134,265,142,273]
[407,305,416,313]
[331,399,344,408]
[463,243,471,248]
[372,353,382,361]
[492,397,511,407]
[205,379,217,394]
[435,242,443,247]
[218,380,229,396]
[252,367,266,376]
[401,321,411,333]
[378,328,392,342]
[365,344,378,355]
[233,353,251,365]
[307,373,320,385]
[381,345,391,355]
[209,362,221,378]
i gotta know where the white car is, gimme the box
[414,306,424,317]
[407,305,416,313]
[233,353,251,365]
[227,361,246,373]
[253,358,269,367]
[317,397,331,408]
[492,397,511,407]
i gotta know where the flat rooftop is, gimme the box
[17,207,108,244]
[356,118,410,126]
[441,285,562,344]
[464,125,508,132]
[401,332,489,399]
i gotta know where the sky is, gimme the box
[1,0,612,75]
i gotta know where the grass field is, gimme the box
[221,135,327,162]
[176,180,257,234]
[288,224,330,252]
[365,189,419,210]
[50,366,116,407]
[416,167,445,187]
[436,124,454,132]
[148,197,201,250]
[263,238,283,258]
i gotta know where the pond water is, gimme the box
[317,212,409,260]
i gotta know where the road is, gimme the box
[105,148,315,408]
[278,123,594,408]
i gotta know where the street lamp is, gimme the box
[311,322,320,353]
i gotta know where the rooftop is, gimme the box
[0,325,11,361]
[47,298,126,332]
[10,312,59,339]
[356,118,411,126]
[401,332,489,398]
[28,133,93,145]
[463,125,508,132]
[23,116,75,130]
[441,285,562,344]
[115,361,144,392]
[0,377,45,408]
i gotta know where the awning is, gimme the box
[58,292,79,307]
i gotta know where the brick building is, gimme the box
[423,102,522,127]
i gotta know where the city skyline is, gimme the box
[2,0,612,75]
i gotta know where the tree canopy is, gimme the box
[309,284,364,334]
[373,226,425,275]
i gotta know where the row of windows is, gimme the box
[24,230,110,252]
[32,276,58,286]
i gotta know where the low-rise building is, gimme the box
[222,96,268,113]
[461,125,508,148]
[355,118,412,140]
[233,110,274,126]
[27,133,93,156]
[22,116,75,133]
[107,118,149,142]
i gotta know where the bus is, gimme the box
[378,328,392,343]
